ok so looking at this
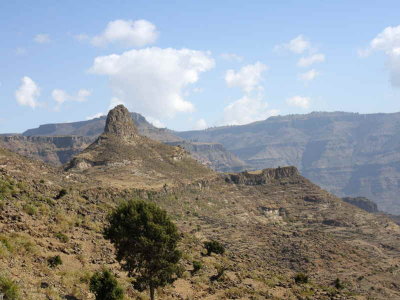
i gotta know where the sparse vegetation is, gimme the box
[104,199,182,300]
[55,232,69,243]
[192,261,203,275]
[204,240,225,256]
[294,273,309,284]
[334,278,344,289]
[89,269,124,300]
[55,188,67,200]
[48,255,63,268]
[0,274,20,300]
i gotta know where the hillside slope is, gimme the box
[177,111,400,214]
[1,106,400,299]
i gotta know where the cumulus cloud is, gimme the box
[109,97,126,109]
[15,76,40,108]
[52,89,69,104]
[286,96,310,108]
[51,88,91,107]
[90,47,214,119]
[34,34,50,44]
[92,19,158,47]
[297,53,325,67]
[298,69,319,81]
[86,112,105,120]
[361,25,400,87]
[220,53,243,62]
[225,62,267,93]
[194,118,207,130]
[275,35,311,54]
[146,116,165,128]
[222,95,278,125]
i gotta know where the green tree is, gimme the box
[89,269,124,300]
[104,199,182,300]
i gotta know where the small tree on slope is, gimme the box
[104,199,182,300]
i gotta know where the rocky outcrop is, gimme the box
[223,166,299,185]
[103,105,138,139]
[342,196,379,213]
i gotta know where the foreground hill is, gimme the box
[1,105,400,299]
[177,111,400,214]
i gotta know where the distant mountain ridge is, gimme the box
[2,111,245,172]
[177,111,400,214]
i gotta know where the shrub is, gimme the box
[48,255,63,268]
[55,232,69,243]
[204,240,225,256]
[294,273,308,284]
[210,265,225,281]
[23,203,37,216]
[334,278,344,289]
[89,269,124,300]
[0,274,20,300]
[55,189,67,200]
[192,261,203,274]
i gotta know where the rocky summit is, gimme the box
[65,105,212,189]
[103,105,138,139]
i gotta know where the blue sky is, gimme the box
[1,0,400,133]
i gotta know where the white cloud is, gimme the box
[109,97,126,109]
[222,95,278,125]
[92,19,158,47]
[362,25,400,87]
[51,88,91,107]
[275,35,311,54]
[220,53,243,62]
[225,62,267,93]
[76,89,91,102]
[297,53,325,67]
[34,34,50,44]
[194,118,207,130]
[298,69,319,81]
[52,89,69,104]
[146,116,165,128]
[286,96,310,109]
[90,47,215,119]
[15,76,40,108]
[86,112,105,120]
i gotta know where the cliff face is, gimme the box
[166,141,247,172]
[176,112,400,214]
[342,196,379,213]
[0,135,93,165]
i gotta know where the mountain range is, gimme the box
[2,110,400,214]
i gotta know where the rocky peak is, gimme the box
[103,105,138,139]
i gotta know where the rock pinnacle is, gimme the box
[103,105,138,139]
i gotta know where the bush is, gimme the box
[192,261,202,274]
[89,269,124,300]
[204,240,225,256]
[0,274,20,300]
[294,273,308,284]
[48,255,63,268]
[334,278,344,289]
[55,189,67,200]
[55,232,69,243]
[23,204,37,216]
